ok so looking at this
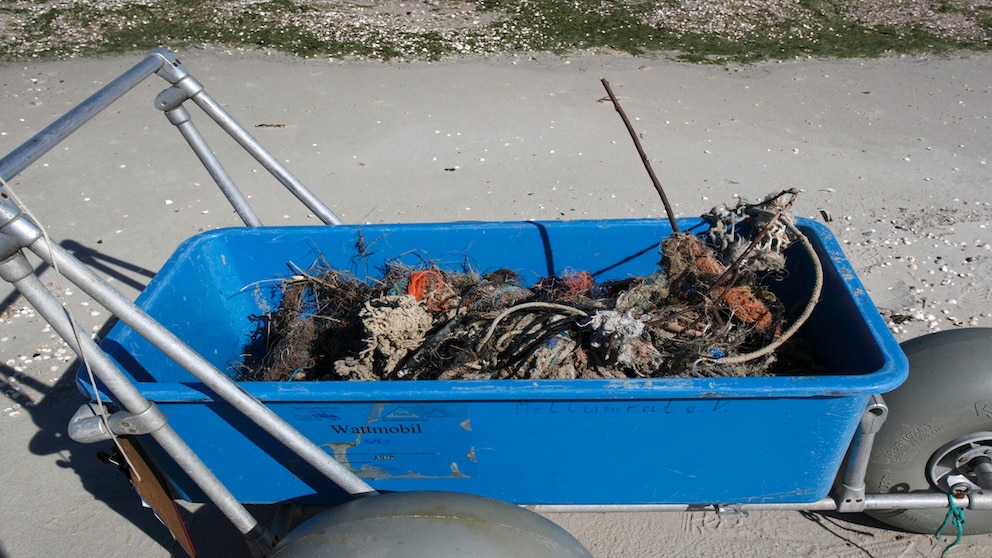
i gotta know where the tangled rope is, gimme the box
[704,215,822,366]
[240,190,823,382]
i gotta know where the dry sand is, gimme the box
[1,47,992,556]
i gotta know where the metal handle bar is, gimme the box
[0,51,171,181]
[0,47,342,225]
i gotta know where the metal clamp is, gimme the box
[68,402,169,444]
[836,394,888,513]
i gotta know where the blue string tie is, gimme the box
[935,492,966,558]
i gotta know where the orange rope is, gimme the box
[713,285,773,331]
[408,269,445,302]
[561,269,595,299]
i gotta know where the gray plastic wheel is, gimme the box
[269,491,594,557]
[866,328,992,534]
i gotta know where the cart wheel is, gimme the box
[865,328,992,534]
[269,491,593,557]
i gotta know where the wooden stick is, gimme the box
[600,78,679,233]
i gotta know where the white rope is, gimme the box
[476,301,589,351]
[706,216,823,365]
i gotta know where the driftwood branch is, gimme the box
[601,78,679,233]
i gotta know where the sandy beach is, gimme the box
[2,47,992,556]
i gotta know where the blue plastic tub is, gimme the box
[81,217,908,505]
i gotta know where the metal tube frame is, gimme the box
[0,47,374,493]
[533,492,992,514]
[0,48,362,556]
[149,55,343,225]
[157,88,262,226]
[0,249,276,556]
[0,47,987,546]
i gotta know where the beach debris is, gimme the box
[239,190,823,382]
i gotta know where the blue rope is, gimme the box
[288,366,309,381]
[936,493,966,558]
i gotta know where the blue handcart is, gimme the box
[1,49,990,556]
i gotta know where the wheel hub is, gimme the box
[927,432,992,495]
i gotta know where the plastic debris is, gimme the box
[240,190,823,382]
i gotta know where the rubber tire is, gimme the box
[269,491,593,557]
[865,328,992,534]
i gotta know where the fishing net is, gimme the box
[239,190,824,381]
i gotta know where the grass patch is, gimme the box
[0,0,989,63]
[667,21,965,63]
[477,0,664,54]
